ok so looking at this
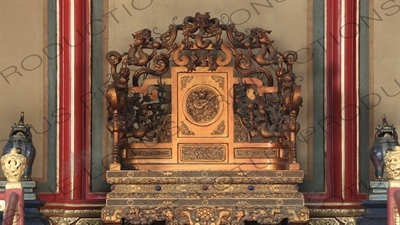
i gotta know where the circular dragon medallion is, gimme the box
[183,85,223,126]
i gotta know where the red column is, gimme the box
[40,0,105,206]
[325,0,343,202]
[342,0,363,201]
[306,0,365,207]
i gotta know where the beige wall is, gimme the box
[371,0,400,135]
[0,0,47,180]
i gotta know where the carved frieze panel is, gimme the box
[179,144,227,162]
[101,205,309,224]
[235,148,280,158]
[126,148,172,159]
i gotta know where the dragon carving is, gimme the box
[104,12,302,164]
[127,28,160,66]
[246,28,277,66]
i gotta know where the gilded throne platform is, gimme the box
[101,12,309,224]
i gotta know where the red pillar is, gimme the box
[40,0,105,208]
[306,0,365,207]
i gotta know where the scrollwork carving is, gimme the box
[104,12,302,165]
[180,121,195,135]
[234,114,250,142]
[180,144,226,161]
[102,206,308,225]
[211,121,225,135]
[180,76,193,90]
[211,75,225,89]
[156,115,172,143]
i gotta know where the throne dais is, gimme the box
[101,12,309,225]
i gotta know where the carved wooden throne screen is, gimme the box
[101,12,309,225]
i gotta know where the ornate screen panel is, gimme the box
[100,11,311,223]
[91,0,324,194]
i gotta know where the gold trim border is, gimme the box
[41,208,364,224]
[310,208,365,217]
[41,209,101,217]
[49,217,102,225]
[309,209,365,225]
[308,217,359,225]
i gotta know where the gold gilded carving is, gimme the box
[49,217,79,225]
[41,209,101,217]
[180,144,226,161]
[1,148,27,184]
[126,148,172,159]
[211,75,225,90]
[234,114,250,142]
[287,207,309,222]
[185,50,220,72]
[127,199,134,205]
[157,114,172,143]
[181,208,231,225]
[101,208,123,223]
[161,171,176,176]
[211,121,225,135]
[107,191,303,199]
[185,86,220,124]
[162,201,176,205]
[336,217,358,225]
[308,217,358,225]
[76,218,102,225]
[106,170,305,184]
[102,206,308,224]
[234,148,279,158]
[107,176,304,185]
[110,184,298,193]
[165,210,175,224]
[309,208,365,217]
[180,75,193,90]
[113,185,141,192]
[235,201,250,206]
[308,218,340,225]
[180,121,195,135]
[385,146,400,179]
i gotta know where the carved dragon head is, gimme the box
[194,12,211,29]
[249,28,274,45]
[130,28,153,47]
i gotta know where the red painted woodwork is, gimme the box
[342,0,364,201]
[305,0,365,208]
[40,0,104,206]
[387,186,400,224]
[2,188,25,225]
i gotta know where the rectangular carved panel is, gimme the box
[179,144,227,162]
[126,148,172,159]
[234,148,280,158]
